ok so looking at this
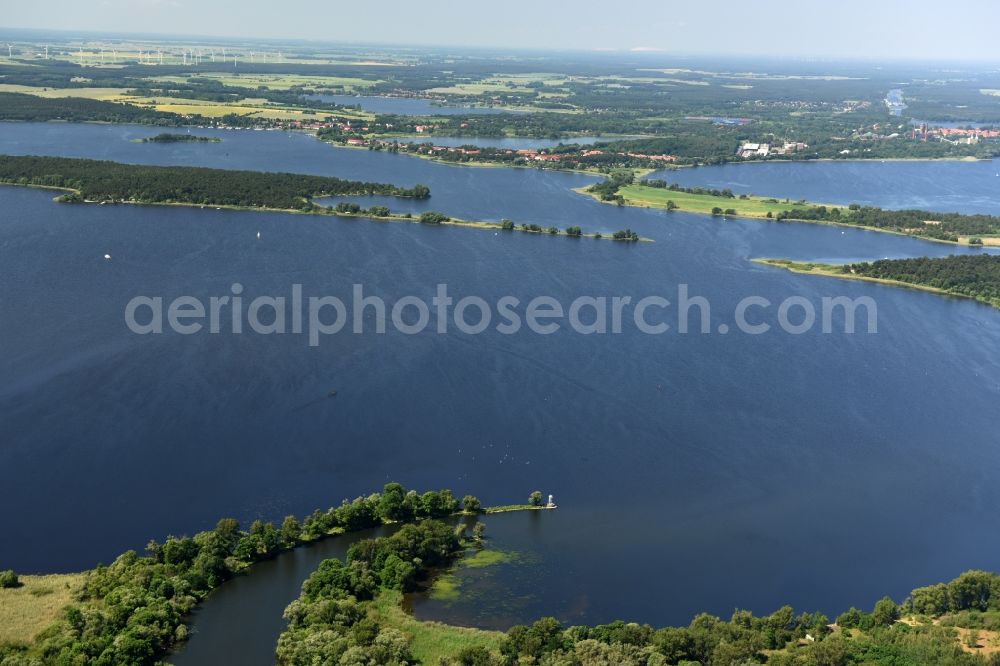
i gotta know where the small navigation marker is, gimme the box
[256,231,261,239]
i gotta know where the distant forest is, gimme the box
[0,155,430,210]
[847,254,1000,307]
[0,92,183,125]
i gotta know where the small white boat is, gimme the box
[103,254,111,261]
[256,231,261,239]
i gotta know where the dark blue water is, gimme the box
[3,122,1000,636]
[307,94,520,115]
[652,158,1000,215]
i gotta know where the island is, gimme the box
[0,155,642,241]
[135,133,221,143]
[756,255,1000,309]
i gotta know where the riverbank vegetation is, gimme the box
[758,255,1000,309]
[276,564,1000,665]
[277,544,1000,666]
[0,483,482,665]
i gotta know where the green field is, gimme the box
[618,184,822,218]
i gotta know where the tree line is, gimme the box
[846,254,1000,307]
[0,92,184,125]
[778,204,1000,243]
[0,155,430,211]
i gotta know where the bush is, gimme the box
[501,219,515,230]
[612,229,639,242]
[565,226,582,237]
[0,569,19,588]
[420,211,450,224]
[334,202,361,214]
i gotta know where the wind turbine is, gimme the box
[249,50,254,64]
[100,48,105,64]
[6,44,12,59]
[209,49,215,62]
[44,44,49,59]
[158,50,163,65]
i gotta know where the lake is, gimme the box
[306,94,521,115]
[3,122,1000,654]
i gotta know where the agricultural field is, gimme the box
[0,84,131,100]
[147,72,383,91]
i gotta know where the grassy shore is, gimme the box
[370,590,503,664]
[753,258,996,308]
[616,183,823,218]
[578,182,975,246]
[0,573,86,645]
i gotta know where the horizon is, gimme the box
[2,0,1000,63]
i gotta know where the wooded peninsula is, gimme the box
[0,155,429,210]
[757,254,1000,309]
[0,155,643,240]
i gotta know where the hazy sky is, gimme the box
[3,0,1000,61]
